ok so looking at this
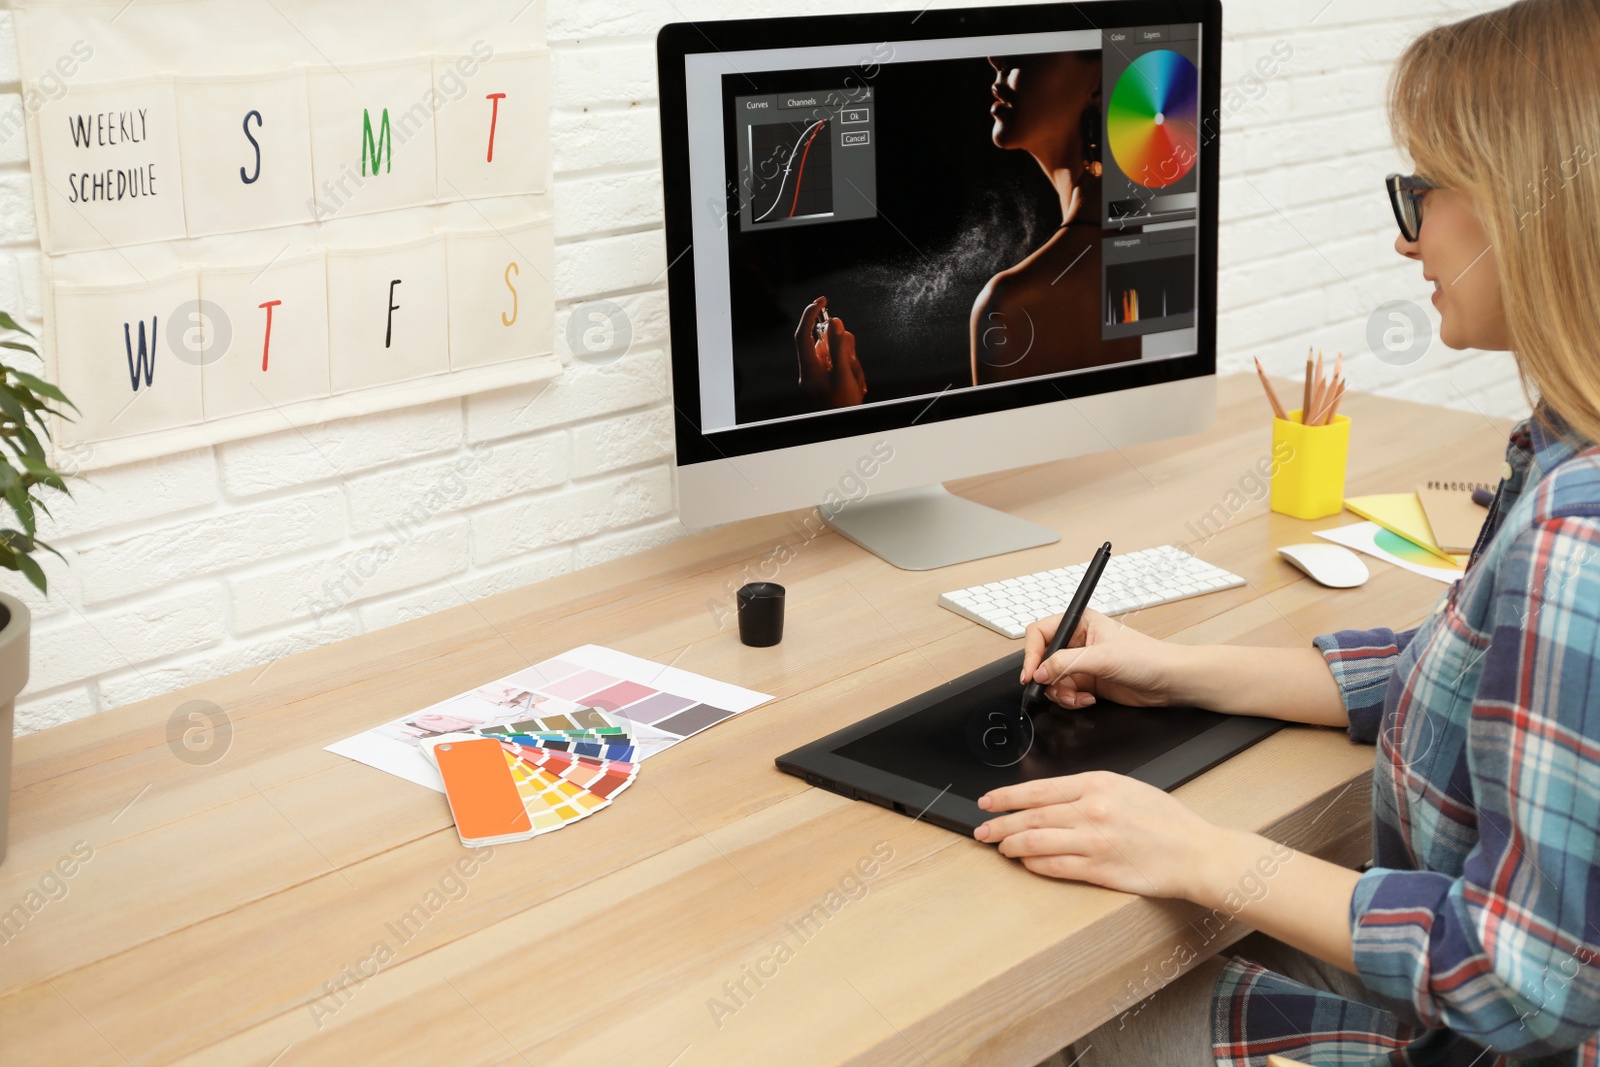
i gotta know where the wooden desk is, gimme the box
[2,375,1510,1066]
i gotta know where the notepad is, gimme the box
[1416,481,1493,554]
[1343,493,1459,564]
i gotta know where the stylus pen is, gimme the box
[1020,541,1112,714]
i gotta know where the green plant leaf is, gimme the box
[15,409,59,444]
[0,387,24,426]
[4,483,35,537]
[0,312,35,338]
[0,434,32,464]
[15,551,45,593]
[0,380,41,411]
[0,439,35,467]
[0,542,43,592]
[4,395,69,433]
[32,535,63,564]
[0,527,33,553]
[9,370,73,410]
[14,422,44,462]
[0,324,75,602]
[18,455,65,492]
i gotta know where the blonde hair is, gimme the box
[1389,0,1600,443]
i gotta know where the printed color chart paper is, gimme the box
[327,645,773,792]
[1314,521,1463,584]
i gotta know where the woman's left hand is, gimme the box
[973,770,1225,899]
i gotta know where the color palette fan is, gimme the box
[423,729,640,847]
[1106,49,1199,189]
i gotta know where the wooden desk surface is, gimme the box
[2,375,1511,1066]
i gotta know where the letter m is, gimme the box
[124,317,157,391]
[362,108,392,176]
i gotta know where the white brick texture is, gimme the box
[0,0,1524,732]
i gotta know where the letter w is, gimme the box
[362,109,392,176]
[124,318,157,391]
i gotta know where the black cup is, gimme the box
[736,582,785,647]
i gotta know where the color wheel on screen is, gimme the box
[1106,50,1199,189]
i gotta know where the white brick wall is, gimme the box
[1208,0,1530,419]
[0,0,1525,733]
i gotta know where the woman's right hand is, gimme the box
[1020,609,1184,709]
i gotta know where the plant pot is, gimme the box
[0,591,29,868]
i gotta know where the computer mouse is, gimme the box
[1277,542,1369,588]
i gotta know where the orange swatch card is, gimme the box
[428,737,534,847]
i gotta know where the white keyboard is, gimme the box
[938,545,1247,638]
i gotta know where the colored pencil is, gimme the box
[1323,380,1346,423]
[1310,378,1345,425]
[1254,358,1288,420]
[1302,349,1314,424]
[1324,352,1344,426]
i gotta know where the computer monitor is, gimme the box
[658,0,1221,570]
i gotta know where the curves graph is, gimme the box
[1106,50,1199,189]
[752,119,833,224]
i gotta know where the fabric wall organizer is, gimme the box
[14,0,558,469]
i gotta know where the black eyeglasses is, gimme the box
[1386,173,1437,242]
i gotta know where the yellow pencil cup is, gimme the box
[1270,410,1351,520]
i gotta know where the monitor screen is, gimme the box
[678,17,1207,438]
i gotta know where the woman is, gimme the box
[793,49,1139,407]
[971,52,1140,384]
[986,3,1600,1064]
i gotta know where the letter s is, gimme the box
[501,261,520,327]
[240,110,263,184]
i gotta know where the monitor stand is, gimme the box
[821,484,1059,571]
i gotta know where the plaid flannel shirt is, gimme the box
[1212,408,1600,1066]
